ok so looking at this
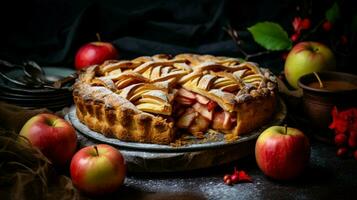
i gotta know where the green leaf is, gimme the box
[247,22,292,51]
[325,2,340,23]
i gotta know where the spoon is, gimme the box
[0,59,48,88]
[0,71,48,88]
[0,71,28,87]
[23,61,49,84]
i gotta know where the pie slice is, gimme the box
[73,54,277,144]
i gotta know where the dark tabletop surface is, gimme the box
[77,133,357,200]
[73,95,357,200]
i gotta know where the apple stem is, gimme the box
[313,72,324,88]
[284,124,288,135]
[96,33,101,42]
[94,145,99,156]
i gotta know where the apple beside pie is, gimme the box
[73,54,277,144]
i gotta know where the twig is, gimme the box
[224,25,271,61]
[299,20,324,41]
[245,51,271,60]
[223,26,248,58]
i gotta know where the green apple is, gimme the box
[284,41,336,89]
[255,125,310,180]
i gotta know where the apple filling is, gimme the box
[174,88,237,135]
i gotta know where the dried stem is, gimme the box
[96,33,101,42]
[224,25,271,61]
[94,146,99,156]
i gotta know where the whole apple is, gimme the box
[75,42,118,70]
[70,144,126,196]
[19,113,77,166]
[255,125,310,180]
[284,41,336,89]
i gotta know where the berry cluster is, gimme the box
[329,107,357,160]
[223,168,252,186]
[291,17,311,42]
[322,20,333,32]
[290,16,338,43]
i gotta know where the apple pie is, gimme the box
[73,54,277,144]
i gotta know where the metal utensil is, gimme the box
[22,60,48,84]
[52,72,78,89]
[0,59,75,90]
[0,59,46,88]
[0,71,48,89]
[0,71,28,87]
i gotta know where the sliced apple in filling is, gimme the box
[175,96,196,105]
[207,101,217,111]
[188,114,210,134]
[212,110,236,130]
[192,102,213,120]
[177,88,196,99]
[175,88,197,105]
[195,94,210,105]
[176,108,197,128]
[174,88,237,135]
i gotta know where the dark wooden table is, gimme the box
[78,133,357,200]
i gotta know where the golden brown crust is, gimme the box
[73,83,174,144]
[73,54,277,144]
[234,93,276,135]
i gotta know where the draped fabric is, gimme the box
[0,0,355,73]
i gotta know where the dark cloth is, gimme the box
[0,0,356,74]
[0,104,81,200]
[0,0,233,63]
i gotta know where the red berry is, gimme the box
[322,21,333,32]
[230,173,240,184]
[223,174,231,182]
[340,35,348,45]
[301,18,311,29]
[348,135,357,148]
[354,150,357,160]
[337,147,348,157]
[350,131,357,138]
[238,171,253,182]
[281,52,288,60]
[335,134,347,146]
[334,131,344,135]
[292,17,302,32]
[291,33,300,42]
[224,178,233,186]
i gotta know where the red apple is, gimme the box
[75,41,118,70]
[70,144,126,196]
[255,125,310,180]
[284,41,336,89]
[19,113,77,166]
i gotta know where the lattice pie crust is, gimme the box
[73,54,277,144]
